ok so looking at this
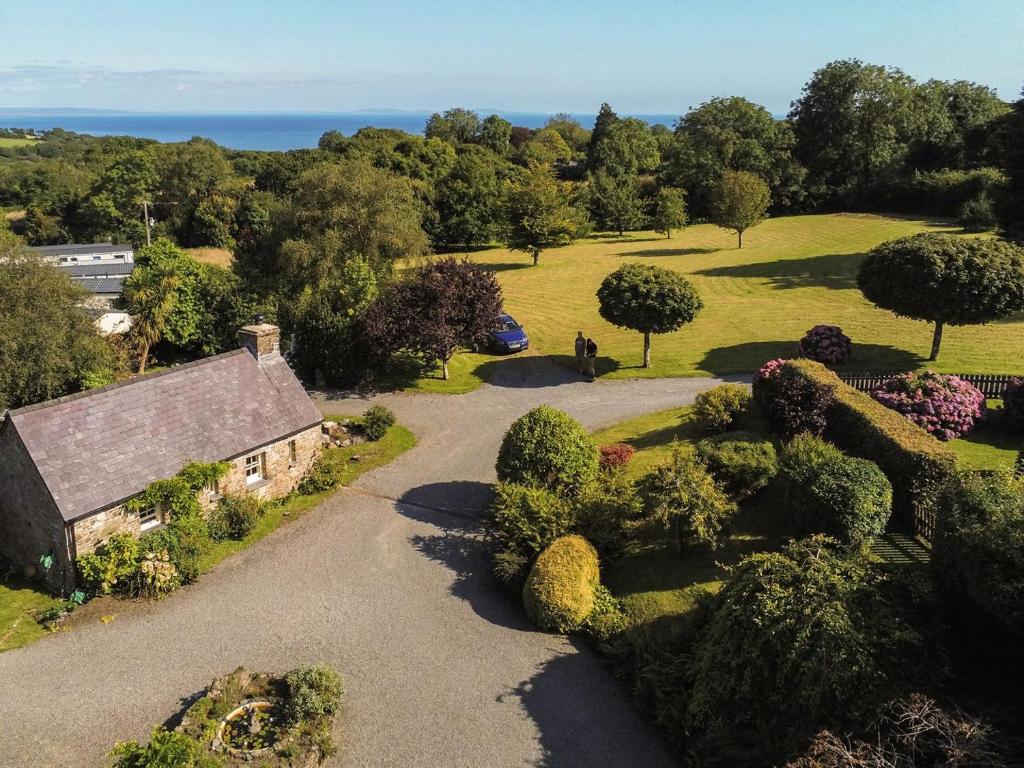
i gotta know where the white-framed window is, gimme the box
[138,505,160,532]
[288,440,297,466]
[203,478,219,500]
[245,453,265,485]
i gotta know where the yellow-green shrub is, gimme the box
[523,534,600,633]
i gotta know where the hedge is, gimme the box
[779,360,957,524]
[522,534,600,633]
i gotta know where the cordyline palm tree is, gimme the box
[122,265,177,374]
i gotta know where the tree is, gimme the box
[664,96,805,216]
[363,257,501,380]
[0,229,109,410]
[858,233,1024,360]
[651,187,687,238]
[589,117,660,177]
[503,162,589,265]
[586,169,646,235]
[424,108,481,145]
[909,79,1010,171]
[479,114,513,154]
[709,170,771,247]
[995,86,1024,240]
[588,103,619,161]
[495,405,599,492]
[544,113,590,154]
[596,263,703,367]
[520,128,573,167]
[433,150,504,248]
[122,264,178,374]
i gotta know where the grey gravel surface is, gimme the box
[0,357,733,768]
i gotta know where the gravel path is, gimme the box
[0,357,731,768]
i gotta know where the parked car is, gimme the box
[489,314,529,353]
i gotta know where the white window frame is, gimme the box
[245,452,265,485]
[203,478,220,500]
[138,504,160,532]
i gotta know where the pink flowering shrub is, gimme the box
[871,372,986,441]
[1004,376,1024,432]
[752,358,787,407]
[798,324,852,364]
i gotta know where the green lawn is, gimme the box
[0,136,37,148]
[404,214,1024,393]
[0,416,415,652]
[950,401,1022,471]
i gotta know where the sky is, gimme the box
[1,0,1022,114]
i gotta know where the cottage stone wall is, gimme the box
[70,425,323,559]
[0,422,75,592]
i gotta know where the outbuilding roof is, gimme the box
[5,348,322,522]
[72,276,125,294]
[62,262,135,277]
[32,243,134,257]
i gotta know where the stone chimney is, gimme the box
[238,316,281,362]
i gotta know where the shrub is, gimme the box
[933,471,1024,639]
[581,583,627,641]
[141,516,207,586]
[76,533,140,596]
[522,535,600,633]
[109,727,219,768]
[639,445,737,549]
[780,434,893,546]
[871,371,985,441]
[1017,446,1024,477]
[492,548,530,590]
[496,406,599,493]
[798,324,852,364]
[688,537,935,757]
[599,443,635,471]
[752,357,787,407]
[133,550,179,598]
[208,495,268,541]
[362,404,396,441]
[298,455,341,495]
[959,191,999,231]
[491,482,575,559]
[574,470,643,556]
[1005,376,1024,432]
[693,384,751,434]
[696,431,778,499]
[285,665,345,724]
[780,360,958,520]
[762,361,835,438]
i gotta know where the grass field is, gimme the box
[411,213,1023,393]
[0,136,37,148]
[0,417,415,653]
[186,246,234,268]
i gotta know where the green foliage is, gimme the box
[586,169,646,235]
[0,231,111,410]
[284,665,345,724]
[761,360,835,438]
[650,187,687,238]
[297,455,341,495]
[858,233,1024,359]
[959,191,998,231]
[109,727,222,768]
[784,359,959,520]
[933,471,1024,638]
[581,583,627,641]
[688,537,933,756]
[362,404,396,441]
[432,150,504,247]
[76,533,140,596]
[495,405,599,493]
[596,262,703,367]
[503,162,590,265]
[780,434,893,545]
[208,495,268,542]
[122,260,178,374]
[492,482,575,560]
[696,431,778,500]
[574,469,644,556]
[639,444,737,548]
[709,169,771,247]
[176,460,229,493]
[692,384,751,434]
[522,535,600,633]
[588,117,661,177]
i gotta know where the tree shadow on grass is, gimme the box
[498,649,677,767]
[698,341,925,376]
[693,252,863,289]
[617,246,719,258]
[480,261,535,273]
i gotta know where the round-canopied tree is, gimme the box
[495,406,599,493]
[858,233,1024,360]
[597,263,703,367]
[709,169,771,248]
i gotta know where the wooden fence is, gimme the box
[912,503,936,543]
[838,372,1019,399]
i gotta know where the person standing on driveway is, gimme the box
[585,337,598,380]
[575,331,586,373]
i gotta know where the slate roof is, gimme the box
[5,349,322,522]
[62,262,135,277]
[72,276,125,294]
[32,243,134,258]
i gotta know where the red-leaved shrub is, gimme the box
[599,443,635,471]
[798,324,852,364]
[871,371,985,441]
[752,358,787,407]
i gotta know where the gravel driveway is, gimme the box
[0,357,731,768]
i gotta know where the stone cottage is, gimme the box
[0,323,323,591]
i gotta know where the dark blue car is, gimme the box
[489,314,529,353]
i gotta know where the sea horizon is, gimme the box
[0,108,688,151]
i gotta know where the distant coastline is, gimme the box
[0,109,683,151]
